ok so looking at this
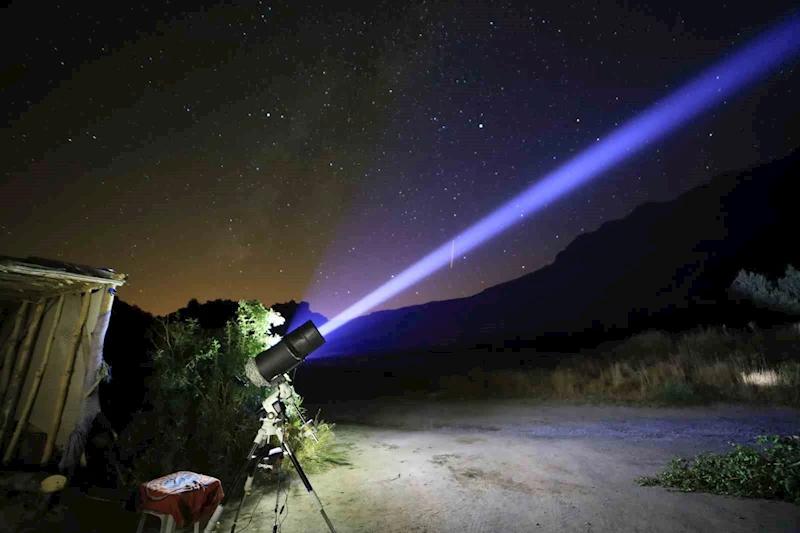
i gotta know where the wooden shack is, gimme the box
[0,256,126,470]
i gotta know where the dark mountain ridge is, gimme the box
[309,149,800,366]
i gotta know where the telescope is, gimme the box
[253,320,325,384]
[205,320,336,533]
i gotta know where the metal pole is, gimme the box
[281,439,337,533]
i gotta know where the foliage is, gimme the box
[652,378,697,405]
[290,398,352,474]
[731,265,800,315]
[118,300,343,489]
[434,324,800,406]
[636,435,800,504]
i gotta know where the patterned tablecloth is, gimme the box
[138,471,224,528]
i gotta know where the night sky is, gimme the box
[2,1,798,319]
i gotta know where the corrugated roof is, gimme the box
[0,256,127,301]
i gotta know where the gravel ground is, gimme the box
[218,400,800,533]
[4,401,797,533]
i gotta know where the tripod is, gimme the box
[203,375,337,533]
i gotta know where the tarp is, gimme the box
[58,288,114,478]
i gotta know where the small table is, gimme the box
[136,471,224,532]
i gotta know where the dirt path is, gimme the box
[220,401,799,533]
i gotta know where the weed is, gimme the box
[636,435,800,504]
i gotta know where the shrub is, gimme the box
[118,301,341,488]
[636,435,800,504]
[650,378,698,405]
[490,323,800,405]
[731,265,800,315]
[612,330,673,362]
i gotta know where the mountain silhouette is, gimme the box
[311,149,800,364]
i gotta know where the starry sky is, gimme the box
[2,1,798,319]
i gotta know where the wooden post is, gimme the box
[0,301,29,401]
[0,299,47,447]
[80,288,115,397]
[3,295,65,465]
[41,291,91,466]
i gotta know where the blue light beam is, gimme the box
[318,13,800,339]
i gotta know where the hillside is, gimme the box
[310,149,800,364]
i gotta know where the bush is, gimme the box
[117,301,342,489]
[612,330,673,362]
[652,378,698,405]
[731,265,800,315]
[636,435,800,504]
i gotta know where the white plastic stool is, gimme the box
[135,509,200,533]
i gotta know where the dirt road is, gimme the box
[220,401,799,533]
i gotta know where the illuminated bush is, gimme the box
[118,300,340,488]
[731,265,800,315]
[740,370,780,387]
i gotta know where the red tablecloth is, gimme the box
[138,471,224,528]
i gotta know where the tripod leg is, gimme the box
[230,452,262,533]
[272,456,282,533]
[281,440,337,533]
[203,442,259,533]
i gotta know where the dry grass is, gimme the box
[435,323,800,406]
